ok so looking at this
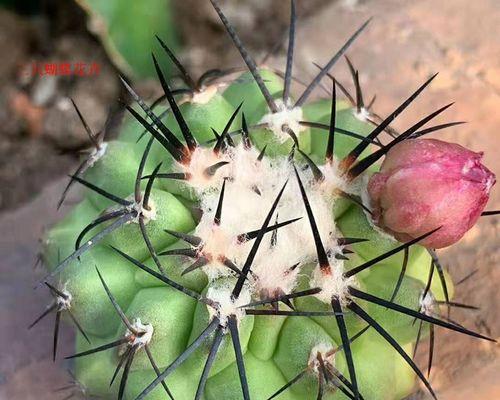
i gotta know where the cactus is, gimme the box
[76,0,179,78]
[33,1,497,400]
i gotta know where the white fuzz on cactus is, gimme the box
[191,85,219,105]
[125,319,154,349]
[311,264,357,306]
[88,142,109,168]
[194,143,342,287]
[206,284,251,328]
[308,343,336,373]
[55,287,73,311]
[259,99,305,143]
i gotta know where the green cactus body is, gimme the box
[76,0,179,79]
[35,3,489,400]
[40,66,451,400]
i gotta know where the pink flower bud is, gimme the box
[367,138,495,248]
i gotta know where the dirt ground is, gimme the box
[0,0,498,399]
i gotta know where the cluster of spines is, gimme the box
[31,1,500,399]
[53,369,101,400]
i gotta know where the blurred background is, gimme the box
[0,0,498,399]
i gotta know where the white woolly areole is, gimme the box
[120,192,158,224]
[194,225,241,280]
[126,318,154,348]
[308,343,336,373]
[137,198,157,224]
[318,159,349,199]
[176,147,230,192]
[353,107,371,123]
[191,85,218,105]
[56,289,72,311]
[251,246,302,297]
[88,142,108,168]
[206,284,251,328]
[259,99,305,143]
[123,197,158,225]
[193,144,342,287]
[311,261,357,306]
[419,291,435,316]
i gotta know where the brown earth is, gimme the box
[0,0,498,399]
